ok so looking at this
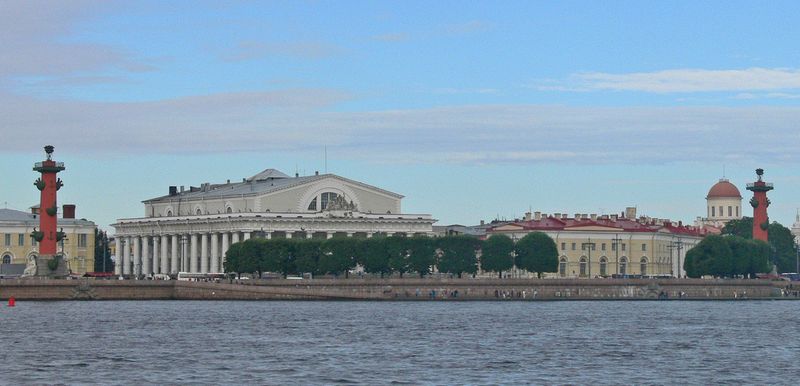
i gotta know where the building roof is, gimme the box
[0,208,95,226]
[707,179,742,199]
[489,214,709,237]
[144,169,404,203]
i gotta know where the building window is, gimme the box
[728,206,732,217]
[621,244,626,252]
[307,197,317,211]
[78,234,87,248]
[320,192,338,210]
[641,243,647,252]
[599,258,607,276]
[641,258,648,276]
[559,257,567,277]
[571,243,576,251]
[196,208,202,215]
[3,234,9,246]
[167,210,173,216]
[226,207,233,214]
[561,242,566,250]
[18,234,24,246]
[736,206,739,217]
[579,257,587,277]
[719,206,723,217]
[611,243,616,251]
[601,243,606,251]
[619,257,628,275]
[711,206,715,217]
[1,255,10,264]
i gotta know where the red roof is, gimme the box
[707,179,741,199]
[490,216,708,237]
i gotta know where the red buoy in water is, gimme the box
[8,297,15,307]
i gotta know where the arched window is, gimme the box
[619,257,628,275]
[307,197,317,211]
[226,207,233,214]
[579,257,587,277]
[320,192,338,210]
[166,210,173,217]
[559,257,567,277]
[1,254,10,265]
[599,257,608,277]
[640,257,648,276]
[196,208,202,215]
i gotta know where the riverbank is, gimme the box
[1,277,795,300]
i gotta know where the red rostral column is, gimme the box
[746,168,773,242]
[32,145,65,255]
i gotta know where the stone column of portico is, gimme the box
[160,235,169,274]
[285,232,292,239]
[211,232,219,273]
[152,236,160,275]
[232,232,240,244]
[132,236,141,276]
[221,232,230,272]
[243,232,251,240]
[122,237,131,275]
[142,236,150,275]
[114,238,122,275]
[200,233,209,273]
[190,233,199,273]
[265,232,271,240]
[326,232,333,239]
[170,234,179,274]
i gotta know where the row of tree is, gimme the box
[224,233,559,278]
[684,235,770,278]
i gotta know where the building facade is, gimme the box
[487,208,707,278]
[112,168,436,277]
[0,207,96,275]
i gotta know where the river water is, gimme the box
[1,300,797,385]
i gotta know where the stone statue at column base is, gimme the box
[21,254,70,278]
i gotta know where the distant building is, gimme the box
[697,178,743,229]
[0,206,96,275]
[487,207,708,278]
[112,168,436,277]
[792,210,800,245]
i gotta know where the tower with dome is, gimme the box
[702,178,743,228]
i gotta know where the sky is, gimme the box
[1,0,799,231]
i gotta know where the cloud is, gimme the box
[221,40,343,61]
[2,91,800,166]
[539,68,800,93]
[0,1,152,81]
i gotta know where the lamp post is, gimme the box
[582,239,596,278]
[611,235,622,277]
[180,234,188,273]
[668,238,684,278]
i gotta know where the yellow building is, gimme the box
[0,207,96,275]
[488,208,708,278]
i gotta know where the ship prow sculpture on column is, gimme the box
[22,145,69,278]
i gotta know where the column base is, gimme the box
[21,254,70,278]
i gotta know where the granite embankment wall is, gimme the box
[0,278,789,300]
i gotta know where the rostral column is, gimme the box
[31,145,67,276]
[746,168,773,242]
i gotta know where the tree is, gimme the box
[386,236,410,277]
[359,236,392,277]
[319,237,358,276]
[260,239,292,277]
[436,235,480,278]
[684,235,733,278]
[514,232,558,278]
[722,217,798,273]
[407,236,436,278]
[93,228,113,272]
[480,234,514,278]
[292,239,322,276]
[224,242,244,275]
